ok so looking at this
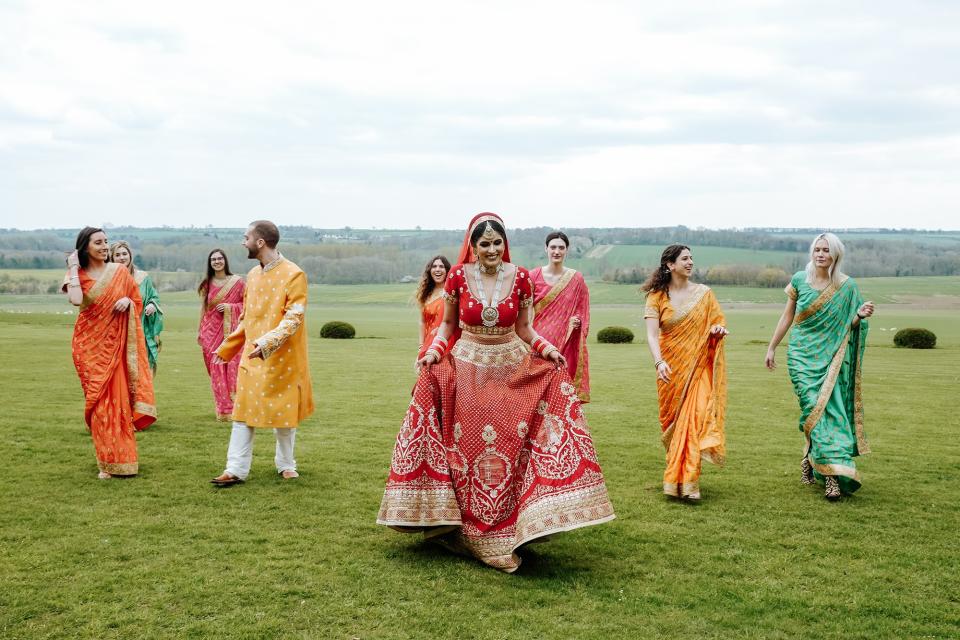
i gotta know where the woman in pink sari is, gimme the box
[197,249,245,421]
[529,231,591,401]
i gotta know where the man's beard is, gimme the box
[247,247,258,259]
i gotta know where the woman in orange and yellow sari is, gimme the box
[414,255,451,360]
[529,231,591,401]
[643,244,727,501]
[64,227,156,479]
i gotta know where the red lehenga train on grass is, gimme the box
[378,213,614,572]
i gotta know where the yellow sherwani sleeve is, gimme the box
[254,271,307,359]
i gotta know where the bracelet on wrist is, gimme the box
[654,359,665,369]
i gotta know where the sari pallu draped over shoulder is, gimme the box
[530,268,591,402]
[645,285,727,497]
[199,275,244,421]
[69,263,156,475]
[786,273,869,494]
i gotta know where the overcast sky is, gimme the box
[2,0,958,231]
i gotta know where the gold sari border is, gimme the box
[126,302,140,394]
[662,284,709,330]
[664,481,699,497]
[801,328,849,438]
[222,306,233,341]
[811,461,861,483]
[533,268,576,315]
[207,275,242,310]
[853,326,870,454]
[133,269,148,285]
[794,279,843,325]
[80,263,119,311]
[99,460,138,476]
[134,402,157,418]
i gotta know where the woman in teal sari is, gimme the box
[765,233,875,500]
[110,241,164,372]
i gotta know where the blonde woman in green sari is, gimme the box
[110,241,164,372]
[765,233,874,500]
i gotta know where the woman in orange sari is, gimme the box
[197,248,245,421]
[530,231,591,401]
[414,255,451,360]
[64,227,156,478]
[643,244,727,500]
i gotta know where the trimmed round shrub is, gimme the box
[893,328,936,349]
[597,326,634,344]
[320,321,356,339]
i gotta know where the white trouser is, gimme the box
[225,421,297,479]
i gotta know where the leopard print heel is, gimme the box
[824,475,841,501]
[800,457,815,485]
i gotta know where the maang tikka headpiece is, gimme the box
[481,221,496,240]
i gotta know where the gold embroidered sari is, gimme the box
[645,284,727,497]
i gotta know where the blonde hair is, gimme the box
[109,241,135,275]
[805,233,845,286]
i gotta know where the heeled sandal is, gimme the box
[98,471,112,480]
[824,475,841,501]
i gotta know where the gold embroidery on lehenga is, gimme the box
[452,334,528,368]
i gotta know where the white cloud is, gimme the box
[1,0,957,229]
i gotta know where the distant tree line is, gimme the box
[1,226,958,289]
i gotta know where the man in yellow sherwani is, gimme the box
[210,220,314,485]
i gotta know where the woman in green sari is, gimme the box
[765,233,874,500]
[110,241,164,372]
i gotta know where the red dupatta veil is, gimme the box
[456,213,511,264]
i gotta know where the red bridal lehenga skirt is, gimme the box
[377,330,615,572]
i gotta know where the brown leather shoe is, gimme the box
[210,472,243,486]
[280,470,299,480]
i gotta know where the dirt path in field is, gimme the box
[585,244,614,259]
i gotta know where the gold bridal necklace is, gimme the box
[474,262,506,327]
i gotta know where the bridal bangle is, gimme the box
[425,335,449,361]
[531,334,558,359]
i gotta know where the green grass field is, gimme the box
[1,280,958,639]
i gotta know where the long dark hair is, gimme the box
[415,255,451,306]
[75,226,104,269]
[641,244,690,295]
[198,248,233,297]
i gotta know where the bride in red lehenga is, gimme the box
[378,213,615,572]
